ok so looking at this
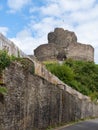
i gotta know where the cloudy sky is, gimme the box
[0,0,98,63]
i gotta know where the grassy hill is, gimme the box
[45,59,98,101]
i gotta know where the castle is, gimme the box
[34,28,94,62]
[0,28,94,62]
[1,29,98,130]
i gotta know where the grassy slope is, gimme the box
[45,59,98,101]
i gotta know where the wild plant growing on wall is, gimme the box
[0,50,11,74]
[0,86,7,95]
[0,50,11,94]
[0,50,35,94]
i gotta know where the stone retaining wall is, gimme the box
[0,63,98,130]
[0,33,98,130]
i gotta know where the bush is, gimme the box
[0,50,11,73]
[45,59,98,100]
[46,63,74,85]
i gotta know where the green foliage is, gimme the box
[0,50,35,74]
[0,50,11,95]
[90,91,98,102]
[0,50,35,95]
[10,55,18,61]
[0,50,11,73]
[46,63,74,84]
[45,59,98,100]
[0,86,7,95]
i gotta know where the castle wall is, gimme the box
[0,29,97,130]
[34,44,58,61]
[67,43,94,61]
[34,42,94,62]
[0,62,98,130]
[34,28,94,62]
[0,33,26,57]
[48,28,77,46]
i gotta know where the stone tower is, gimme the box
[34,28,94,62]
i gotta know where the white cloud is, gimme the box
[76,22,98,64]
[10,29,34,54]
[75,21,98,46]
[40,4,61,17]
[0,27,9,36]
[29,0,98,63]
[10,15,74,56]
[10,29,46,54]
[7,0,31,13]
[9,0,98,63]
[70,4,98,24]
[45,0,96,13]
[59,0,95,11]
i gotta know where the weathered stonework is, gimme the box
[34,28,94,62]
[0,33,26,57]
[0,62,98,130]
[0,29,97,130]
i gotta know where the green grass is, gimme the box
[45,59,98,101]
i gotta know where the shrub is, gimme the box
[0,50,11,73]
[46,63,74,85]
[45,59,98,100]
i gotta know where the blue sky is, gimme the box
[0,0,98,63]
